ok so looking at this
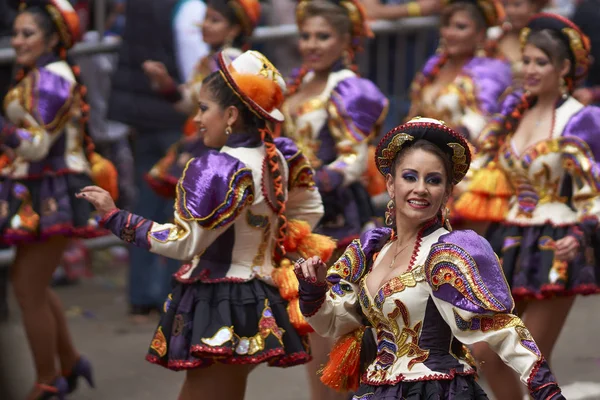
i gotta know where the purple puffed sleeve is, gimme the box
[561,105,600,241]
[425,230,564,400]
[1,67,77,161]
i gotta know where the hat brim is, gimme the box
[217,52,284,123]
[375,118,471,185]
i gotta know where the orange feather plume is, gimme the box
[230,72,284,113]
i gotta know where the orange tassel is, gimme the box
[320,327,365,392]
[89,152,119,201]
[287,298,314,335]
[271,258,298,301]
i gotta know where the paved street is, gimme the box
[1,250,599,400]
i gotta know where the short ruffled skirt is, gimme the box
[145,279,312,371]
[486,222,600,300]
[145,135,209,199]
[352,376,488,399]
[0,173,106,245]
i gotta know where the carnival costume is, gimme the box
[283,0,388,249]
[101,50,332,369]
[409,0,511,143]
[456,13,600,300]
[145,0,260,198]
[0,0,116,244]
[297,117,565,399]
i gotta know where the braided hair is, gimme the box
[13,6,95,158]
[203,71,288,262]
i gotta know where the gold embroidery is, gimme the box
[246,210,271,268]
[150,327,167,357]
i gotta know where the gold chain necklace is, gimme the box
[388,238,414,269]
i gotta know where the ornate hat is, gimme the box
[19,0,80,49]
[229,0,261,37]
[218,50,287,122]
[375,117,471,185]
[296,0,373,49]
[446,0,505,28]
[520,13,591,87]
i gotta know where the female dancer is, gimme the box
[295,117,565,399]
[0,0,116,398]
[282,1,388,397]
[458,13,600,399]
[143,0,260,197]
[408,0,511,144]
[488,0,547,83]
[79,50,325,400]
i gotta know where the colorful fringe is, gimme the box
[272,219,336,335]
[320,327,366,392]
[454,160,513,222]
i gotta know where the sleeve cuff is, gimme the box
[298,275,328,317]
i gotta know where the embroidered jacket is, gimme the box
[471,94,600,238]
[409,55,512,143]
[103,134,324,284]
[298,226,564,399]
[1,59,90,178]
[282,68,388,243]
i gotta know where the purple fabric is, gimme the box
[185,226,235,281]
[329,77,388,141]
[562,105,600,168]
[420,55,511,116]
[528,359,564,400]
[274,137,299,158]
[35,67,75,127]
[175,152,254,228]
[463,58,511,116]
[351,375,487,399]
[298,278,327,317]
[316,168,344,193]
[426,230,514,314]
[419,298,467,374]
[225,131,262,148]
[103,209,153,250]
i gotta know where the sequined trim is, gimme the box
[453,308,522,332]
[176,163,254,229]
[287,150,316,189]
[426,243,509,312]
[327,239,367,284]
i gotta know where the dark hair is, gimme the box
[298,1,352,38]
[202,69,288,261]
[19,6,59,51]
[207,0,248,49]
[526,29,573,79]
[202,71,265,131]
[390,140,454,190]
[14,6,96,160]
[441,2,487,32]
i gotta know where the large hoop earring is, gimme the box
[385,199,396,226]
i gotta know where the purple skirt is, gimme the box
[352,376,488,399]
[0,172,106,245]
[145,279,311,371]
[486,222,600,300]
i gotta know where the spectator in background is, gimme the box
[572,0,600,105]
[107,0,208,322]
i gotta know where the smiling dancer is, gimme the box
[78,50,326,400]
[458,13,600,399]
[295,117,565,399]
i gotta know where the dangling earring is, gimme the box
[441,205,452,231]
[436,38,446,54]
[559,77,568,100]
[342,49,353,69]
[225,126,232,136]
[475,43,487,58]
[385,199,396,226]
